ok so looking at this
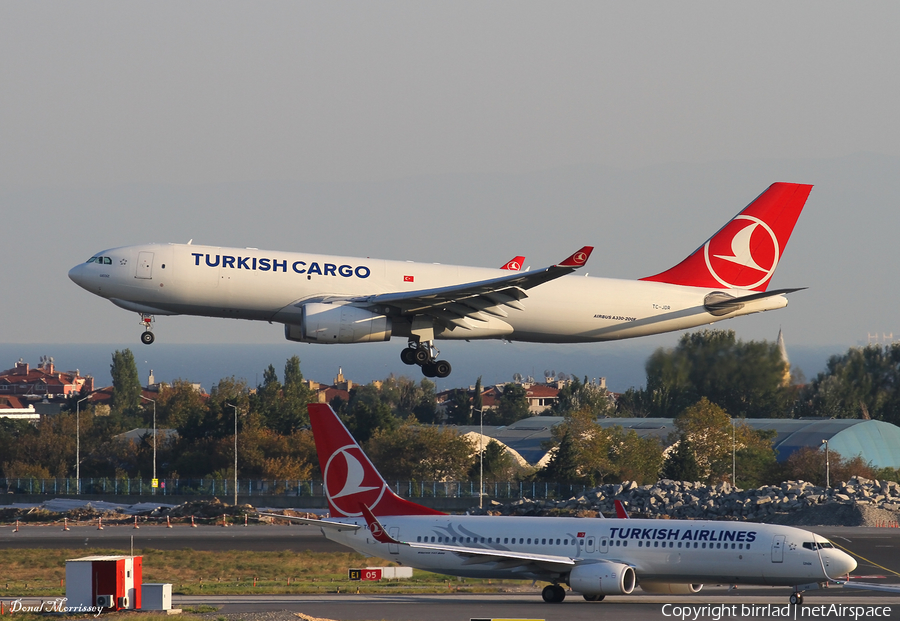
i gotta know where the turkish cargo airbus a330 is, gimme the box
[257,404,879,605]
[69,183,811,378]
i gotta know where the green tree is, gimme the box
[551,376,615,417]
[366,420,475,481]
[445,389,472,426]
[470,439,521,481]
[110,349,142,415]
[608,427,664,484]
[797,344,900,424]
[641,330,795,418]
[540,428,582,482]
[489,383,529,425]
[343,384,397,444]
[473,376,483,414]
[661,435,700,482]
[672,398,777,483]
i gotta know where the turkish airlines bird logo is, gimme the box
[572,252,588,265]
[704,215,780,289]
[506,261,521,271]
[324,446,386,517]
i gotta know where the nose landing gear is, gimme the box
[400,341,452,378]
[139,314,155,345]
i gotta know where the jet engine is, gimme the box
[568,562,636,596]
[285,303,392,344]
[639,581,703,594]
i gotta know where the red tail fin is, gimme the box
[307,404,445,518]
[500,256,525,271]
[614,499,630,519]
[640,183,812,291]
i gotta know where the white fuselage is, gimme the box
[320,515,853,587]
[68,243,789,343]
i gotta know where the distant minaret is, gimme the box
[148,369,155,387]
[776,329,791,385]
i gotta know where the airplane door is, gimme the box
[599,535,609,554]
[586,535,596,553]
[389,528,400,555]
[771,535,784,563]
[136,252,154,279]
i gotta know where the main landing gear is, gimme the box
[400,341,451,378]
[139,313,155,345]
[541,584,566,603]
[789,592,804,606]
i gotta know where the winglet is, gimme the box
[557,246,593,268]
[614,499,630,519]
[360,504,402,545]
[500,256,526,271]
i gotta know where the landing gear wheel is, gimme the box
[541,584,565,603]
[141,331,155,345]
[789,593,803,605]
[413,347,430,365]
[400,348,417,365]
[434,360,452,378]
[422,363,437,378]
[583,594,605,602]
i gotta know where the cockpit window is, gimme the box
[87,257,98,263]
[87,256,112,265]
[103,257,112,265]
[803,541,834,550]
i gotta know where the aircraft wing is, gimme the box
[833,580,900,594]
[256,511,360,532]
[350,246,593,327]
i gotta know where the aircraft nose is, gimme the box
[833,550,857,578]
[68,264,86,288]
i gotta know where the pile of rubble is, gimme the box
[0,497,257,524]
[480,476,900,526]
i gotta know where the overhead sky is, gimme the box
[1,3,898,384]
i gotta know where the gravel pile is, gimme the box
[477,476,900,526]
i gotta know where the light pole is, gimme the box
[822,439,830,488]
[732,417,736,487]
[75,396,90,494]
[473,408,484,509]
[140,396,157,493]
[227,403,239,506]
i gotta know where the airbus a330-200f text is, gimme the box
[258,403,892,605]
[69,183,812,378]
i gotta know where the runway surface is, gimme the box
[172,591,900,620]
[3,523,900,619]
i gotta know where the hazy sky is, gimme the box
[1,3,899,383]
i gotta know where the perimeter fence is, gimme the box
[1,477,590,501]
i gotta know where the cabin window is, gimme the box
[557,539,561,545]
[481,538,485,543]
[417,536,421,542]
[431,536,435,542]
[623,541,628,547]
[653,541,658,548]
[702,543,706,549]
[716,543,721,549]
[616,540,621,547]
[731,543,735,549]
[677,542,682,548]
[527,538,532,544]
[519,538,524,544]
[541,538,546,545]
[504,538,508,544]
[579,539,584,546]
[638,541,643,547]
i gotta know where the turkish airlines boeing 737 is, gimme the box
[68,183,811,378]
[263,404,870,605]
